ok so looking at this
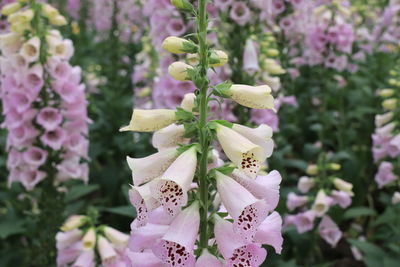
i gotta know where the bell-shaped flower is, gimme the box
[263,58,286,75]
[150,147,197,217]
[82,228,97,251]
[152,124,189,151]
[125,250,164,267]
[126,147,179,186]
[215,124,265,178]
[228,84,274,109]
[20,36,40,63]
[152,202,200,266]
[72,249,95,267]
[56,229,83,250]
[1,2,22,16]
[162,36,198,54]
[129,182,160,227]
[318,216,342,248]
[332,178,354,196]
[230,169,281,211]
[375,112,393,127]
[129,223,169,252]
[392,192,400,205]
[312,190,330,217]
[195,249,223,267]
[61,215,87,232]
[120,109,177,132]
[214,215,267,267]
[103,226,129,248]
[297,176,315,193]
[330,190,352,209]
[243,39,260,75]
[232,123,274,159]
[286,210,316,234]
[97,236,117,265]
[216,171,269,241]
[286,192,308,211]
[254,212,283,254]
[168,61,194,81]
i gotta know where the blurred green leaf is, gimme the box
[343,207,376,219]
[102,206,136,218]
[65,184,100,202]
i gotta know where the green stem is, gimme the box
[197,0,210,249]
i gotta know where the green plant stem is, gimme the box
[197,0,210,249]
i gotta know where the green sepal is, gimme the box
[212,82,232,98]
[176,143,199,155]
[175,107,195,121]
[208,120,233,130]
[171,0,195,13]
[181,41,198,53]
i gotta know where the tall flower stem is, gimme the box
[197,0,210,249]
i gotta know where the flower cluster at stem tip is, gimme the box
[120,1,284,266]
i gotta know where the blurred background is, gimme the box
[0,0,399,266]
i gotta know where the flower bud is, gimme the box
[168,61,193,81]
[224,84,274,109]
[186,53,199,65]
[388,78,397,86]
[60,215,86,231]
[97,236,117,264]
[120,109,177,132]
[375,112,394,127]
[180,93,197,113]
[42,4,59,19]
[312,190,330,217]
[49,15,68,26]
[82,228,97,251]
[333,178,354,196]
[328,163,341,171]
[162,36,197,54]
[171,0,194,12]
[266,48,279,57]
[297,176,315,193]
[10,21,31,34]
[392,192,400,205]
[382,98,397,111]
[103,226,130,248]
[306,164,318,175]
[1,3,22,16]
[263,58,286,75]
[378,88,395,97]
[209,50,228,67]
[8,9,34,24]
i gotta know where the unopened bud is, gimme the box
[61,215,87,231]
[209,50,228,67]
[82,228,97,250]
[378,88,395,97]
[168,61,193,81]
[1,3,22,16]
[328,163,341,171]
[333,178,354,196]
[171,0,194,12]
[382,98,397,111]
[266,48,279,57]
[181,93,197,113]
[162,36,197,54]
[50,15,67,26]
[306,164,318,175]
[42,4,59,19]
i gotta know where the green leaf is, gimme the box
[65,184,100,202]
[175,107,195,122]
[343,207,377,219]
[102,206,136,218]
[0,216,25,239]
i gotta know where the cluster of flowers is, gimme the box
[0,1,89,190]
[372,65,400,204]
[56,214,130,267]
[65,0,144,43]
[285,160,354,248]
[120,1,284,265]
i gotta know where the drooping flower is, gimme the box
[195,249,223,267]
[152,124,189,150]
[214,214,267,266]
[227,84,274,109]
[216,171,269,241]
[129,182,160,227]
[150,147,197,217]
[311,190,330,217]
[152,202,200,266]
[318,216,342,248]
[215,124,265,178]
[126,148,179,186]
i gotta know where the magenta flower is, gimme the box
[36,107,63,131]
[375,161,397,188]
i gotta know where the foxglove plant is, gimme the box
[285,156,353,248]
[122,0,283,266]
[0,1,88,264]
[56,211,131,267]
[372,64,400,203]
[0,0,89,191]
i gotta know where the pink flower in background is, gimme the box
[318,216,342,248]
[375,161,397,188]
